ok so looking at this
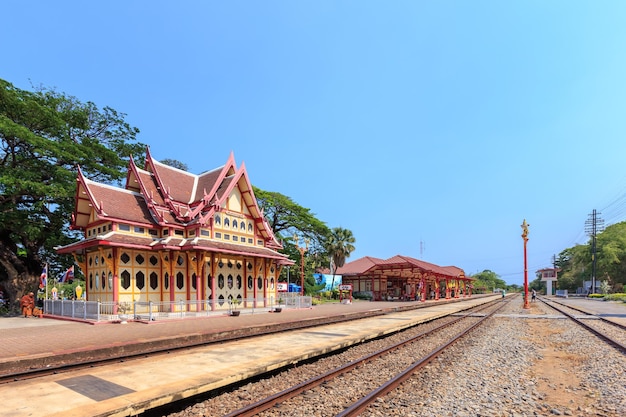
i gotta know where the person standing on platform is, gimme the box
[531,289,536,302]
[20,292,35,317]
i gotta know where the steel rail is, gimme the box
[539,298,626,354]
[541,297,626,331]
[336,298,509,417]
[223,299,503,417]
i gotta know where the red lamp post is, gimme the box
[521,219,530,309]
[293,234,308,297]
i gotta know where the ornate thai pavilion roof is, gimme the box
[58,148,291,265]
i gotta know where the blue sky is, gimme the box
[4,1,626,286]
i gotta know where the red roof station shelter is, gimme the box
[337,255,472,302]
[57,149,293,315]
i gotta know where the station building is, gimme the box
[56,149,293,313]
[337,255,471,301]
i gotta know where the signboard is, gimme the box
[338,284,352,291]
[277,283,288,292]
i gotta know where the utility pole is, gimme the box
[584,209,604,294]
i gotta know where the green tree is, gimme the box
[0,79,145,307]
[470,270,506,293]
[554,245,590,292]
[326,227,356,289]
[160,158,188,171]
[596,222,626,290]
[253,186,332,294]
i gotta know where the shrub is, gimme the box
[604,293,626,302]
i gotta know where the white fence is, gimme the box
[44,294,312,322]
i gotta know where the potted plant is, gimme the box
[273,297,283,313]
[117,301,131,324]
[230,298,241,316]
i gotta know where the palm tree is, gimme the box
[326,227,356,290]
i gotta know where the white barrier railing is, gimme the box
[44,295,312,322]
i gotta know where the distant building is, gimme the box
[537,267,560,296]
[337,255,471,301]
[56,149,293,312]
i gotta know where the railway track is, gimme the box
[538,297,626,354]
[217,299,509,417]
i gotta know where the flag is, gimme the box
[39,265,47,289]
[59,265,74,283]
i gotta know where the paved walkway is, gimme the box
[1,298,466,374]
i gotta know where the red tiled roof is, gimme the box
[336,256,384,275]
[86,181,155,224]
[336,255,466,279]
[68,149,285,258]
[150,159,197,204]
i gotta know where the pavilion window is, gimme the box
[136,271,145,290]
[121,270,131,290]
[150,272,158,290]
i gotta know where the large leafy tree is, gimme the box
[470,270,506,293]
[253,186,332,294]
[553,222,626,294]
[0,79,145,306]
[326,227,356,289]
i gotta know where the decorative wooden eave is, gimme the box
[126,157,167,225]
[144,147,181,219]
[187,152,236,221]
[72,166,105,229]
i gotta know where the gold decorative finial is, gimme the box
[521,219,529,239]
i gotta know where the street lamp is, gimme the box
[521,219,530,309]
[293,234,308,296]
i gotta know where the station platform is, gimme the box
[0,296,489,375]
[1,295,497,417]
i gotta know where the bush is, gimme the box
[604,293,626,302]
[588,293,604,298]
